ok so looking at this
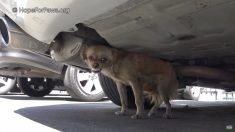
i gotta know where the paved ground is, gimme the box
[0,93,235,132]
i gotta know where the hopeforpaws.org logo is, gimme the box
[12,7,70,14]
[12,7,18,13]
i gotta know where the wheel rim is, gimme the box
[76,70,103,95]
[27,78,49,92]
[183,86,202,100]
[0,76,15,92]
[190,86,202,98]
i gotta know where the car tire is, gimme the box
[0,76,16,94]
[64,66,105,101]
[17,77,54,97]
[99,74,152,109]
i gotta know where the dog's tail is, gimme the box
[145,92,162,105]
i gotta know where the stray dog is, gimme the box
[81,43,178,119]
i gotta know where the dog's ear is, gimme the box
[80,44,89,61]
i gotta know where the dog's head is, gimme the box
[81,44,115,73]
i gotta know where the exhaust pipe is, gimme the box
[0,17,65,79]
[3,17,50,53]
[0,17,10,48]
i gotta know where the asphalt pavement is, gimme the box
[0,93,235,132]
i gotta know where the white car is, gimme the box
[0,75,16,94]
[0,0,235,105]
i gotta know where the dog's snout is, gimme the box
[93,63,99,69]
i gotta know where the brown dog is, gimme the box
[81,43,178,119]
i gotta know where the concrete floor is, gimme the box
[0,94,234,132]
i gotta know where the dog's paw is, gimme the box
[115,111,126,116]
[162,113,173,119]
[131,114,145,119]
[147,112,155,117]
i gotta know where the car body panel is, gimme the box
[85,0,235,60]
[1,0,235,60]
[0,0,128,44]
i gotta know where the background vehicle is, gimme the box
[1,71,105,101]
[17,77,56,97]
[1,0,235,106]
[0,76,16,95]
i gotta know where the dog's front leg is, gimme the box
[115,82,128,116]
[130,82,144,119]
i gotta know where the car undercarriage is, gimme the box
[0,0,235,102]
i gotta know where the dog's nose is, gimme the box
[93,63,99,69]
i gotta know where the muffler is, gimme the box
[176,66,235,81]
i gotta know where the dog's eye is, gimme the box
[100,58,107,63]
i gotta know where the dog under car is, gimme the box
[0,0,235,120]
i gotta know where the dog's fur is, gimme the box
[81,43,178,119]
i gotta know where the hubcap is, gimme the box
[76,70,103,95]
[27,78,48,92]
[0,76,15,92]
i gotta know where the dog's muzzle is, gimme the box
[92,69,102,73]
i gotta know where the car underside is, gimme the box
[0,0,235,100]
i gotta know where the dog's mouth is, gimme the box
[91,69,102,73]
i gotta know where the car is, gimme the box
[16,71,104,101]
[0,0,235,106]
[0,75,16,95]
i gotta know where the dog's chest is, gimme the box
[101,69,114,78]
[101,68,129,85]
